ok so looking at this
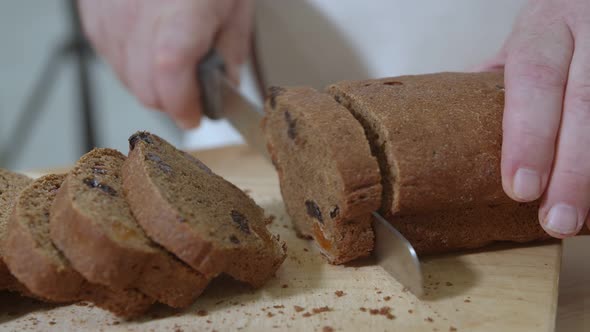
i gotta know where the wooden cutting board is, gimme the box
[0,145,563,332]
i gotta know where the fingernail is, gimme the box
[545,204,579,235]
[512,168,542,201]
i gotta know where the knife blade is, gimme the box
[197,50,424,296]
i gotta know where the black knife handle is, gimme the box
[197,49,226,120]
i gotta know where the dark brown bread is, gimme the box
[263,87,382,264]
[4,174,153,317]
[50,148,208,308]
[122,132,286,287]
[329,72,510,215]
[390,203,550,255]
[328,72,549,254]
[0,169,32,291]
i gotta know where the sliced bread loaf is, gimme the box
[122,131,286,287]
[4,173,153,317]
[328,72,510,216]
[0,169,32,291]
[327,72,549,254]
[262,87,382,264]
[50,148,208,308]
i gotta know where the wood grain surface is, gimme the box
[2,145,587,332]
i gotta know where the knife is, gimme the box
[197,50,424,296]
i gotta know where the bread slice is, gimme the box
[3,173,154,317]
[328,72,549,254]
[0,169,32,291]
[122,131,286,287]
[50,148,208,308]
[262,87,382,264]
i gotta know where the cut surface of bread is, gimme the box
[4,173,153,317]
[122,131,286,287]
[50,148,208,308]
[0,169,32,291]
[262,87,382,264]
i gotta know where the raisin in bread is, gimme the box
[50,148,208,308]
[122,131,286,287]
[262,87,382,264]
[328,72,549,254]
[4,174,153,317]
[0,169,32,291]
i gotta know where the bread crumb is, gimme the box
[303,248,309,252]
[425,317,434,323]
[334,290,345,297]
[365,306,395,319]
[268,214,276,224]
[323,327,334,332]
[267,312,275,317]
[408,309,413,314]
[383,296,391,301]
[359,307,367,312]
[302,312,311,318]
[312,306,332,314]
[273,305,285,309]
[49,321,56,325]
[282,284,289,289]
[196,310,208,316]
[464,299,471,303]
[445,282,453,286]
[450,327,458,331]
[294,305,305,312]
[206,320,212,324]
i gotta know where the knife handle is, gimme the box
[197,49,226,120]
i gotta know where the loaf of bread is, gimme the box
[263,87,382,264]
[265,72,550,261]
[4,173,153,317]
[50,148,209,308]
[122,131,287,287]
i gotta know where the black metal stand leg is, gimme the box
[0,0,98,168]
[67,0,96,153]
